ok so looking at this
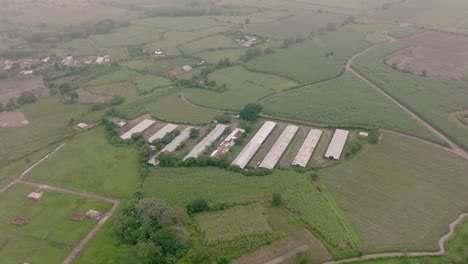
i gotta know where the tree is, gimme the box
[17,91,37,105]
[367,128,380,144]
[243,47,263,62]
[155,227,182,256]
[119,242,163,264]
[6,98,18,111]
[264,48,275,54]
[239,103,263,121]
[186,198,209,214]
[58,83,73,95]
[189,128,200,139]
[217,256,230,264]
[295,34,306,43]
[215,113,231,124]
[68,91,79,102]
[272,193,282,207]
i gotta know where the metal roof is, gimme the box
[148,124,178,143]
[291,129,323,167]
[259,125,298,169]
[162,126,193,153]
[324,129,349,160]
[184,124,228,160]
[120,119,155,140]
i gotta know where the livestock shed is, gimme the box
[324,129,350,160]
[27,192,43,201]
[291,129,323,167]
[120,119,155,140]
[184,124,228,160]
[148,124,178,143]
[162,126,193,153]
[211,128,245,157]
[259,125,299,169]
[231,121,277,169]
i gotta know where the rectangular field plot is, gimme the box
[195,204,272,245]
[259,125,298,169]
[292,129,323,167]
[0,184,112,264]
[184,124,228,160]
[231,121,277,169]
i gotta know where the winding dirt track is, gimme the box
[0,144,120,264]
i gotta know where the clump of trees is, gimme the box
[215,113,231,124]
[367,128,380,144]
[344,140,363,158]
[189,128,200,139]
[239,103,263,121]
[91,96,125,111]
[243,47,263,62]
[216,57,232,69]
[114,196,190,264]
[272,193,282,207]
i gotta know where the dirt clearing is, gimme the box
[384,31,468,78]
[0,76,48,105]
[0,110,29,127]
[232,229,332,264]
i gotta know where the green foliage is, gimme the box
[217,256,230,264]
[243,47,263,62]
[367,128,380,144]
[239,103,263,121]
[272,192,282,207]
[215,113,231,124]
[119,242,163,264]
[0,69,8,79]
[216,57,232,69]
[344,140,363,159]
[6,98,18,110]
[0,102,3,112]
[186,199,209,215]
[294,251,312,264]
[190,128,200,139]
[127,45,144,57]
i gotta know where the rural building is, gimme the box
[77,123,89,130]
[231,121,277,169]
[27,192,43,201]
[120,119,156,140]
[95,55,111,65]
[182,65,193,72]
[358,131,369,137]
[148,124,178,143]
[211,128,245,157]
[116,121,127,128]
[162,126,193,153]
[71,212,86,221]
[291,129,323,168]
[324,129,350,160]
[184,124,228,160]
[86,209,101,220]
[259,125,298,169]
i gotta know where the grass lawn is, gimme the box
[246,27,371,84]
[353,42,468,150]
[25,127,141,198]
[323,133,468,252]
[179,34,239,55]
[262,73,440,142]
[0,183,112,264]
[183,66,298,110]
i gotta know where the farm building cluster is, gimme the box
[168,61,205,76]
[119,116,356,170]
[234,34,258,48]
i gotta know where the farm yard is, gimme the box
[0,0,468,263]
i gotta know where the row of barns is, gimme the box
[119,119,351,169]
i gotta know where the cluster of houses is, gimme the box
[61,55,111,67]
[235,35,258,48]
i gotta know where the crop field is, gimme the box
[262,73,439,141]
[244,11,346,39]
[54,39,100,57]
[183,66,298,110]
[0,97,95,168]
[25,127,141,198]
[323,133,468,252]
[0,183,112,264]
[196,204,272,244]
[387,25,424,38]
[89,26,164,48]
[85,82,138,100]
[353,42,468,150]
[132,16,227,31]
[196,48,246,64]
[132,74,173,92]
[0,76,48,105]
[246,28,370,84]
[179,34,239,55]
[76,89,112,103]
[123,57,194,76]
[115,87,175,119]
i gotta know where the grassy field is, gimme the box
[54,39,101,57]
[123,57,194,76]
[25,127,141,198]
[196,48,246,64]
[0,183,112,264]
[246,28,371,84]
[85,82,138,100]
[353,42,468,150]
[89,25,164,48]
[387,25,424,38]
[179,34,239,55]
[0,97,96,168]
[183,66,298,110]
[132,16,226,31]
[142,167,358,256]
[323,133,468,252]
[262,73,440,142]
[196,204,272,244]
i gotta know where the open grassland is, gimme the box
[184,66,298,110]
[387,25,424,38]
[196,48,246,64]
[246,28,370,84]
[123,57,193,76]
[179,34,239,55]
[196,204,272,244]
[323,133,468,252]
[85,82,138,100]
[89,26,164,48]
[262,73,439,142]
[25,127,141,198]
[54,39,100,57]
[0,184,112,264]
[143,167,358,256]
[132,16,227,31]
[0,97,95,168]
[353,42,468,150]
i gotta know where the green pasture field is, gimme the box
[323,133,468,252]
[262,73,439,142]
[54,39,100,57]
[179,34,239,55]
[0,97,96,168]
[123,57,194,76]
[25,127,141,198]
[246,27,370,84]
[82,68,139,86]
[89,26,164,48]
[142,167,357,256]
[149,91,219,125]
[85,82,138,100]
[183,66,298,110]
[132,74,173,92]
[102,47,130,61]
[244,11,345,40]
[353,42,468,150]
[387,26,424,38]
[196,204,272,244]
[0,183,112,264]
[196,48,246,64]
[132,16,227,31]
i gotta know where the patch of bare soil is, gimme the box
[384,31,468,78]
[0,76,48,105]
[76,89,112,103]
[232,229,332,264]
[0,110,29,127]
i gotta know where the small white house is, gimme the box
[27,192,43,201]
[358,131,369,137]
[116,121,127,128]
[77,123,89,130]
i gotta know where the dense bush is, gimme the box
[215,113,231,124]
[239,103,263,121]
[186,199,209,215]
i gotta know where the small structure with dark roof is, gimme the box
[71,212,86,222]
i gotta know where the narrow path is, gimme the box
[322,213,468,264]
[0,144,120,264]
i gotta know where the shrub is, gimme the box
[190,128,200,139]
[239,103,263,121]
[272,193,282,207]
[186,198,209,214]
